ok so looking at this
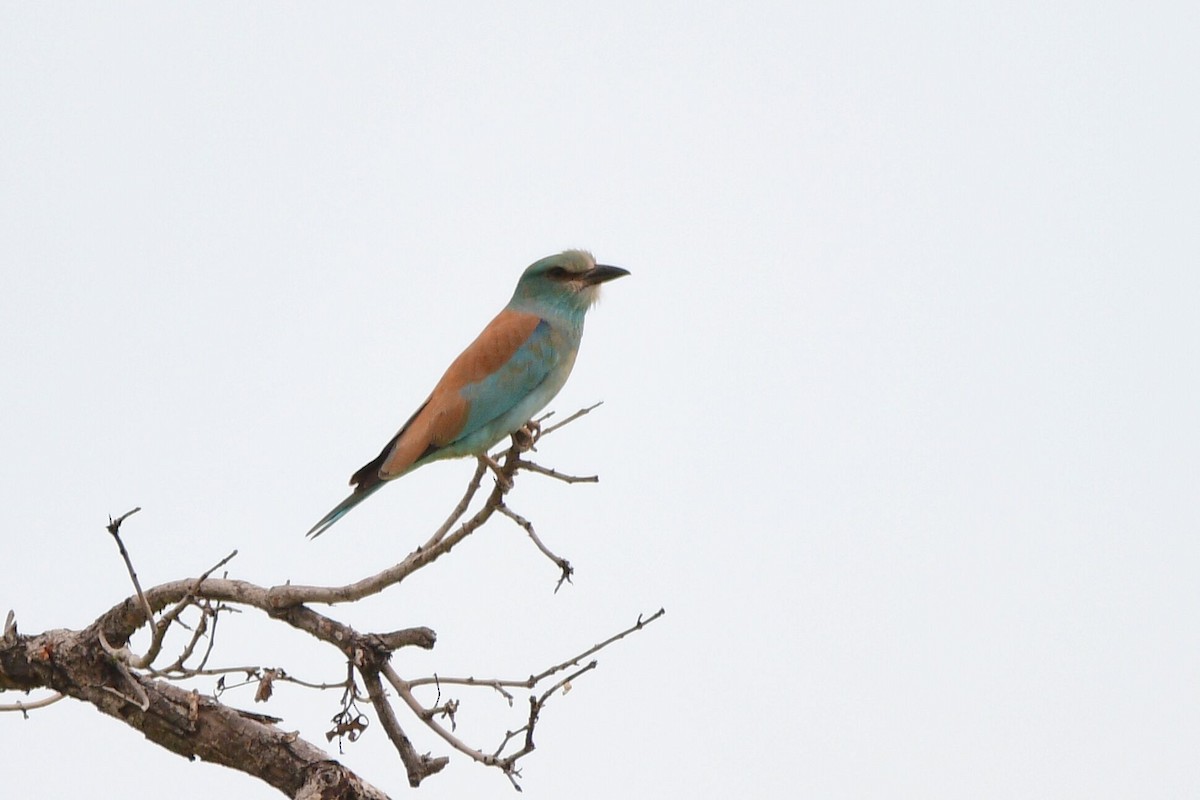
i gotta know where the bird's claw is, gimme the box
[512,420,542,453]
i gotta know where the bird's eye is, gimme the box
[546,267,570,279]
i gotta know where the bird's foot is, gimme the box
[512,420,542,453]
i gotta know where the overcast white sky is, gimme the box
[2,3,1198,798]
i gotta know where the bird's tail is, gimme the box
[306,481,385,539]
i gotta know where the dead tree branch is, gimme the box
[0,406,662,797]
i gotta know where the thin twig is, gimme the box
[106,507,153,625]
[539,401,603,437]
[0,692,65,715]
[265,477,509,607]
[183,665,356,693]
[427,460,487,545]
[497,504,574,592]
[149,603,210,675]
[394,608,665,789]
[193,550,239,585]
[407,674,516,703]
[196,600,222,672]
[261,406,603,608]
[514,459,599,483]
[383,663,498,768]
[496,660,599,765]
[131,549,238,670]
[530,608,666,684]
[410,612,664,698]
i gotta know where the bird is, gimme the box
[306,249,630,538]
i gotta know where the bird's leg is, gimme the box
[478,454,514,491]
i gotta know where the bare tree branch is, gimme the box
[1,406,661,797]
[0,624,389,798]
[496,504,574,591]
[513,459,599,484]
[539,401,603,437]
[429,459,488,544]
[106,506,152,623]
[0,691,65,715]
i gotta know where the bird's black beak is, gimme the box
[583,264,631,285]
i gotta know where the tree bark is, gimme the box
[1,625,390,800]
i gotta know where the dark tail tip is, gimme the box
[305,480,385,539]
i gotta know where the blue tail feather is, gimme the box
[306,482,385,538]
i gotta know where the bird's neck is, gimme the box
[508,295,589,330]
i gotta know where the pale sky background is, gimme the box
[2,3,1198,798]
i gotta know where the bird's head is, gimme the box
[510,250,630,317]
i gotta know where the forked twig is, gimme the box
[386,608,665,790]
[130,549,239,670]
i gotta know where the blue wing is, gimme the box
[458,318,558,437]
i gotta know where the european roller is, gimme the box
[306,250,629,538]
